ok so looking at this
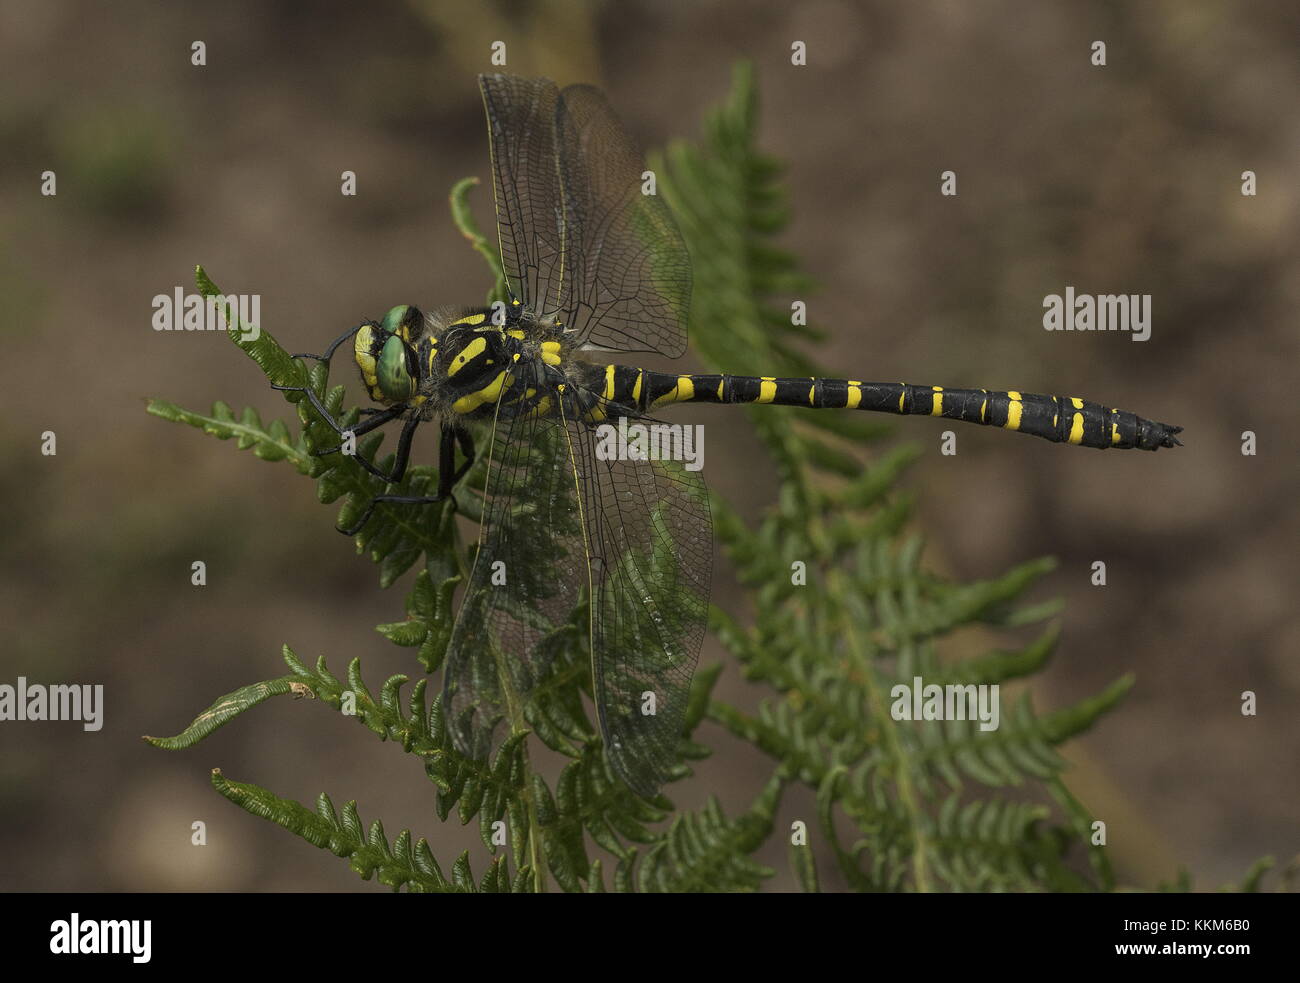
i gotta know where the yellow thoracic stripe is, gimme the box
[448,336,487,377]
[1004,391,1023,431]
[757,377,777,404]
[506,328,525,339]
[460,312,487,326]
[931,385,944,416]
[451,369,507,414]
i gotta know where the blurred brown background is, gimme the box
[1,0,1295,891]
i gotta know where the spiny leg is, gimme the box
[289,324,368,364]
[340,423,475,536]
[272,379,412,483]
[276,379,404,439]
[318,406,427,484]
[447,426,476,491]
[272,322,389,441]
[271,343,422,483]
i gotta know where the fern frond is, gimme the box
[209,770,521,892]
[634,777,782,893]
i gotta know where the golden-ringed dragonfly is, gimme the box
[277,74,1182,797]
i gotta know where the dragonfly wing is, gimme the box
[555,83,692,358]
[478,74,568,315]
[444,384,712,796]
[442,372,590,761]
[479,75,692,356]
[567,417,712,795]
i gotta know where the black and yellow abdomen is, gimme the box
[600,366,1181,451]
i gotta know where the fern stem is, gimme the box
[827,567,934,892]
[488,620,546,891]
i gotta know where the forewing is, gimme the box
[479,74,567,314]
[555,84,692,358]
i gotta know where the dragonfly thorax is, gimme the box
[353,301,578,423]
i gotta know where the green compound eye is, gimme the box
[380,305,410,339]
[377,333,415,401]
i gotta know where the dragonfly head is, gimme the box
[354,304,423,404]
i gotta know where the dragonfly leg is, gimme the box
[272,322,390,439]
[295,403,414,486]
[288,324,367,363]
[271,375,418,487]
[271,377,404,440]
[442,426,476,495]
[348,414,421,485]
[339,423,472,535]
[339,491,450,536]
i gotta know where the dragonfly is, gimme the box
[276,74,1182,797]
